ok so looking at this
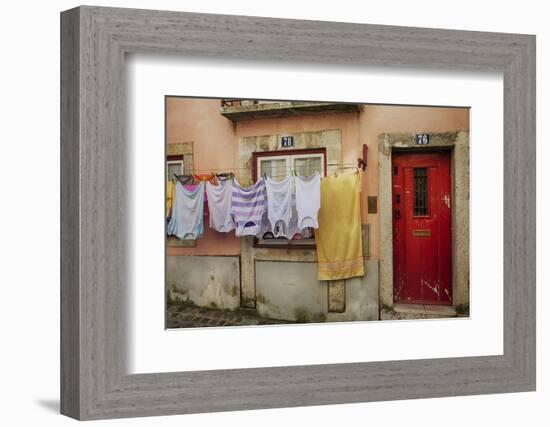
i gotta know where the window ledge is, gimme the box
[221,102,362,122]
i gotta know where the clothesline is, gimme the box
[171,170,361,183]
[166,169,365,280]
[257,168,361,179]
[170,171,361,185]
[168,170,323,240]
[170,163,361,174]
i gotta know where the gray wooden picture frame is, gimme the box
[60,5,536,421]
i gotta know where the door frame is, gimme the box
[378,131,470,312]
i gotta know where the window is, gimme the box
[256,150,325,181]
[166,159,183,180]
[253,148,326,248]
[166,154,193,181]
[413,167,429,216]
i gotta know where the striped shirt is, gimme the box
[231,178,267,236]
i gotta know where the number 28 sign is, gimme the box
[281,136,294,147]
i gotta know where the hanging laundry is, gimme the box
[315,173,364,280]
[295,171,321,229]
[216,172,235,181]
[183,184,197,192]
[167,181,205,240]
[166,179,175,218]
[257,192,312,240]
[265,176,293,238]
[283,192,309,239]
[231,178,267,237]
[205,180,235,232]
[257,210,274,239]
[175,174,195,185]
[194,173,219,185]
[183,183,209,218]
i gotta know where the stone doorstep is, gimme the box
[393,303,457,317]
[424,304,458,316]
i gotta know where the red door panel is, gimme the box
[392,151,452,305]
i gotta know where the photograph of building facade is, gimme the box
[165,97,470,328]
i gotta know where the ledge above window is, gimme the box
[220,100,362,122]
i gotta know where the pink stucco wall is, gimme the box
[166,97,241,256]
[166,98,469,258]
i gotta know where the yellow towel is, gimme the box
[166,180,175,217]
[315,172,364,280]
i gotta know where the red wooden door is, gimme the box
[392,151,452,305]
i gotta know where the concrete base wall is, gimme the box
[168,256,379,322]
[256,260,379,322]
[255,261,326,322]
[166,256,240,310]
[327,260,379,322]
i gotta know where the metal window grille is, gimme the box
[413,167,429,216]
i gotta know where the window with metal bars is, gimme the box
[413,167,429,216]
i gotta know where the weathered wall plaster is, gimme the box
[166,256,240,310]
[255,260,379,322]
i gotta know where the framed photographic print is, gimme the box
[60,6,536,420]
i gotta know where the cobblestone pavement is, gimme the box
[167,303,464,328]
[166,303,292,328]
